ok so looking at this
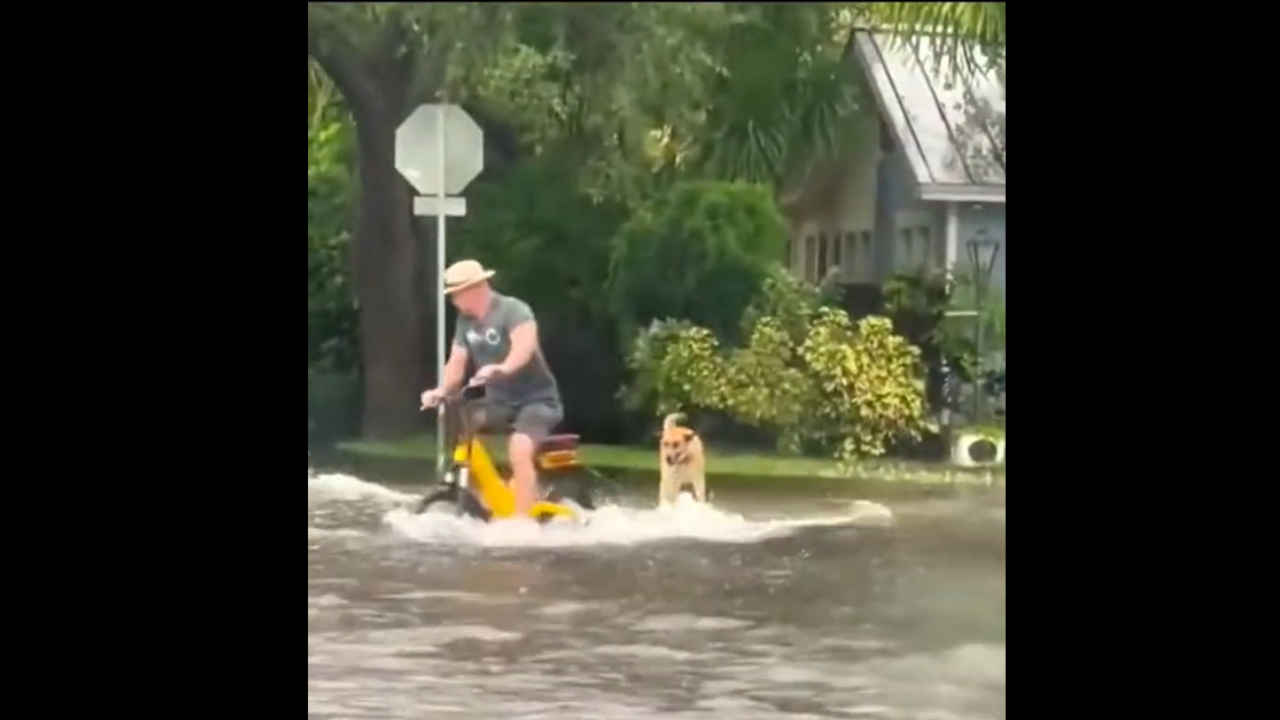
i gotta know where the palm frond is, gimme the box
[862,2,1005,74]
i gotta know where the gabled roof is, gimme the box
[853,30,1006,204]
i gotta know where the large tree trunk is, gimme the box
[310,39,445,440]
[349,103,432,439]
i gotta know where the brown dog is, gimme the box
[658,412,706,505]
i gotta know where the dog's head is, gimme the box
[660,426,698,467]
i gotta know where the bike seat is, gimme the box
[538,434,580,452]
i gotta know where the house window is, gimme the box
[804,235,818,282]
[860,231,874,282]
[798,232,847,283]
[797,229,876,283]
[918,226,933,270]
[897,224,936,273]
[841,231,857,281]
[816,233,829,282]
[840,230,876,283]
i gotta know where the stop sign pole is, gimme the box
[394,103,485,474]
[431,105,446,481]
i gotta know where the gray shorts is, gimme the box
[471,400,563,445]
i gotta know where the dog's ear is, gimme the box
[681,428,698,440]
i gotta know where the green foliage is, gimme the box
[881,269,1004,380]
[863,2,1006,70]
[741,266,844,341]
[623,319,714,417]
[453,155,628,327]
[308,3,516,110]
[308,93,360,442]
[307,2,1007,442]
[629,274,933,465]
[332,3,866,200]
[307,91,357,374]
[696,3,864,185]
[948,274,1005,353]
[606,180,788,349]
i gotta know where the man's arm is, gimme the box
[440,342,469,392]
[498,299,539,374]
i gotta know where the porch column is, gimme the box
[944,202,959,277]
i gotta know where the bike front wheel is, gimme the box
[416,486,492,521]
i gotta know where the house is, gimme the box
[787,29,1006,293]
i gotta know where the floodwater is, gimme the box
[308,471,1005,720]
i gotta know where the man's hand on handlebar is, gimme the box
[419,387,447,410]
[421,373,497,410]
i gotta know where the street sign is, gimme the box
[394,103,486,476]
[412,196,468,217]
[394,103,485,196]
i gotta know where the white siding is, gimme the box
[790,113,881,284]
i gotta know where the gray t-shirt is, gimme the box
[453,292,560,406]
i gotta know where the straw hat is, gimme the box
[442,259,496,295]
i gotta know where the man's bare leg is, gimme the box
[508,431,537,516]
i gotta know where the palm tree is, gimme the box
[699,3,1003,223]
[862,2,1005,68]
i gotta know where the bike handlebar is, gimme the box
[422,384,486,411]
[446,384,487,403]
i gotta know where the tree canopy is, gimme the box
[307,2,1007,440]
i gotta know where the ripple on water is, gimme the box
[533,601,599,617]
[374,590,505,604]
[309,526,369,541]
[630,614,754,633]
[358,624,523,646]
[591,644,698,661]
[308,471,1002,720]
[832,642,1005,719]
[309,593,350,608]
[310,625,525,674]
[310,634,1004,720]
[310,473,416,504]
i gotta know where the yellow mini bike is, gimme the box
[416,387,595,523]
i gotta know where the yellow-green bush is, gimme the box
[628,275,934,463]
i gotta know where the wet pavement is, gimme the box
[308,474,1005,719]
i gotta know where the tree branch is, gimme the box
[308,29,381,118]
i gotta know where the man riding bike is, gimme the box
[420,259,564,518]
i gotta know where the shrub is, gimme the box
[628,274,933,464]
[881,269,1006,427]
[308,109,357,374]
[453,155,627,326]
[882,269,1006,381]
[451,155,632,438]
[606,180,788,349]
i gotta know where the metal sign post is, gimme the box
[394,103,486,477]
[433,104,447,472]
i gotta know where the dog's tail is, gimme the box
[661,412,685,431]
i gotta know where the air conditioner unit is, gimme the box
[951,432,1005,467]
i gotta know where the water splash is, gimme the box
[310,471,893,549]
[858,642,1006,717]
[308,526,368,541]
[383,494,885,548]
[309,473,417,504]
[310,473,414,542]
